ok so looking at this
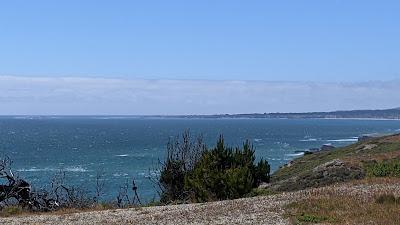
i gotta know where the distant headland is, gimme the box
[164,107,400,120]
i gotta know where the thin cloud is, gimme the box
[0,76,399,115]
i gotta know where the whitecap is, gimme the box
[17,166,89,173]
[267,158,283,161]
[285,152,304,157]
[17,167,47,172]
[113,173,129,177]
[326,138,358,142]
[299,138,318,142]
[254,138,262,142]
[115,154,129,157]
[64,166,88,172]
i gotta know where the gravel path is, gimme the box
[1,182,399,225]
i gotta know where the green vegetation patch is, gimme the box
[286,200,337,224]
[365,159,400,177]
[245,188,278,197]
[159,132,271,203]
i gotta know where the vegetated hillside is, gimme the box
[270,134,400,191]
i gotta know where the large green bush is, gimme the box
[159,133,270,203]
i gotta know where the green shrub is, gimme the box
[159,160,186,203]
[255,159,271,183]
[184,137,269,202]
[297,213,329,223]
[365,159,400,177]
[159,133,270,203]
[245,188,277,197]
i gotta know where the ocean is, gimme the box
[1,117,400,202]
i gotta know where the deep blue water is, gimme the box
[1,117,400,202]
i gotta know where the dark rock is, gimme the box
[321,144,335,151]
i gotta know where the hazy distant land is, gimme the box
[166,107,400,120]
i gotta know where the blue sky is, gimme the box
[0,1,399,114]
[1,0,399,81]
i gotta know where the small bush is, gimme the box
[366,159,400,177]
[297,213,329,223]
[245,188,277,197]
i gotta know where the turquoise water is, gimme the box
[1,117,400,202]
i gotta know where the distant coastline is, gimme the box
[1,107,400,120]
[160,107,400,120]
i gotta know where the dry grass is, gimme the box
[348,177,400,185]
[2,179,400,225]
[0,203,120,218]
[287,197,400,225]
[379,135,400,143]
[286,181,400,225]
[342,151,400,165]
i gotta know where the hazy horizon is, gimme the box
[1,76,399,115]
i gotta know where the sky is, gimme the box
[0,1,399,114]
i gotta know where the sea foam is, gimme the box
[17,166,89,173]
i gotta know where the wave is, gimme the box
[285,152,304,157]
[115,154,129,157]
[65,166,89,172]
[112,173,129,177]
[326,138,358,142]
[17,166,89,173]
[91,116,141,120]
[274,142,290,147]
[140,170,160,178]
[12,116,36,120]
[299,138,318,142]
[254,138,262,142]
[266,158,284,161]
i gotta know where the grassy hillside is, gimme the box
[269,134,400,224]
[270,134,400,191]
